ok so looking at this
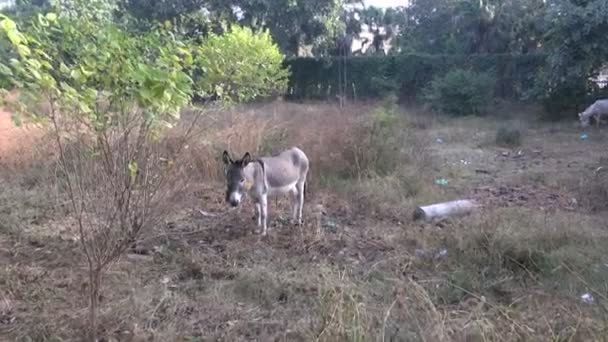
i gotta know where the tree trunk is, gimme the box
[88,268,101,341]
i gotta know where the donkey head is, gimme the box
[222,150,252,207]
[579,112,590,127]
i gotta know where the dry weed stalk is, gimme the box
[47,99,200,339]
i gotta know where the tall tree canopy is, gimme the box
[118,0,345,56]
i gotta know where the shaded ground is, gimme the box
[1,101,608,341]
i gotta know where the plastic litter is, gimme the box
[198,209,218,217]
[324,219,338,233]
[580,293,595,304]
[414,249,427,257]
[435,178,449,186]
[435,249,448,259]
[436,138,444,144]
[580,133,589,140]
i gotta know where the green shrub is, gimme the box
[423,68,496,116]
[192,25,290,103]
[495,126,522,147]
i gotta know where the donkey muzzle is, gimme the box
[227,191,242,207]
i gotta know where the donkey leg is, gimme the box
[260,194,269,236]
[255,202,262,228]
[289,189,298,225]
[296,181,305,225]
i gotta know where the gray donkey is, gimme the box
[222,147,309,236]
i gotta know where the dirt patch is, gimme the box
[0,108,44,164]
[470,184,577,211]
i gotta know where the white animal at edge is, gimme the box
[222,147,309,236]
[579,99,608,127]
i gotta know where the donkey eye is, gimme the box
[240,178,245,183]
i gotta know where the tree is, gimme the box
[118,0,345,56]
[399,0,546,54]
[532,0,608,115]
[0,1,289,339]
[543,0,608,88]
[1,9,194,340]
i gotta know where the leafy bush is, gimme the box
[495,126,522,147]
[192,25,290,103]
[423,68,496,116]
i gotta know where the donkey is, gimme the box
[222,147,309,236]
[579,99,608,127]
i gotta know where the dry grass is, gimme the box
[1,99,608,341]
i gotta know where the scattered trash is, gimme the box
[435,177,449,186]
[501,151,510,157]
[460,159,471,165]
[415,248,449,259]
[580,133,589,140]
[161,277,171,285]
[198,209,218,217]
[435,249,448,259]
[414,249,427,257]
[580,293,595,304]
[475,169,490,174]
[436,138,444,144]
[324,219,338,233]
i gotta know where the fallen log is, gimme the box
[413,199,480,221]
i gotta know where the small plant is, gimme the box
[423,68,495,116]
[342,93,402,178]
[495,126,522,147]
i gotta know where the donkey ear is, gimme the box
[242,152,252,165]
[222,150,233,165]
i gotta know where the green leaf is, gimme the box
[6,30,21,45]
[59,63,70,74]
[70,69,83,81]
[0,63,13,76]
[46,13,58,22]
[78,102,92,113]
[0,18,16,32]
[16,44,31,57]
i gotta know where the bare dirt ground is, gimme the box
[1,100,608,341]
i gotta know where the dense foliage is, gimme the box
[2,0,608,114]
[192,25,289,102]
[0,11,192,128]
[284,53,545,101]
[423,68,495,116]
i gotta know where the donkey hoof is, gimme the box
[254,228,268,236]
